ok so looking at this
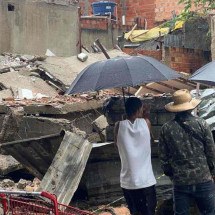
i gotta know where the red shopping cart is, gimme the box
[0,190,93,215]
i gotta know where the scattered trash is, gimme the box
[77,53,88,62]
[45,49,56,57]
[18,88,34,100]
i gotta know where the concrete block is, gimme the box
[92,115,108,132]
[0,155,23,176]
[17,179,29,189]
[92,115,108,142]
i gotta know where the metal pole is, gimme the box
[95,39,110,59]
[78,7,82,54]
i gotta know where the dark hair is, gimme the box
[125,97,142,117]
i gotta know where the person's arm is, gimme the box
[114,121,120,146]
[144,118,155,142]
[202,120,215,178]
[142,105,155,142]
[158,127,173,177]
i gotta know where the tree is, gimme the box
[179,0,215,12]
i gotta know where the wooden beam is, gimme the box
[177,78,196,87]
[126,24,137,40]
[155,82,180,91]
[141,85,164,94]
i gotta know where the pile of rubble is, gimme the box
[0,50,127,102]
[0,53,56,100]
[0,49,204,214]
[0,178,40,192]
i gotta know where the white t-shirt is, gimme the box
[116,118,156,189]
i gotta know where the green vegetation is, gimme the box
[178,0,215,13]
[159,0,215,30]
[160,11,199,29]
[161,0,215,29]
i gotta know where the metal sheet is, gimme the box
[0,131,65,179]
[164,34,183,48]
[164,18,210,51]
[192,88,215,131]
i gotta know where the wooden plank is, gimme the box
[38,131,92,205]
[126,24,137,40]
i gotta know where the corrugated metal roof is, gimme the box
[164,33,184,48]
[193,88,215,131]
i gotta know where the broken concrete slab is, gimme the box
[22,117,73,137]
[0,71,58,98]
[92,115,108,142]
[0,155,22,175]
[0,104,102,144]
[0,131,65,179]
[0,114,89,178]
[0,108,24,143]
[38,49,128,87]
[38,130,92,205]
[23,99,104,115]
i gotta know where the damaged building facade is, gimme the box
[122,16,211,74]
[79,0,190,50]
[0,2,214,213]
[0,0,80,56]
[0,48,197,211]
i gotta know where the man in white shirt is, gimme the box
[114,97,156,215]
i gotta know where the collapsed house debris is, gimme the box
[0,50,128,101]
[0,48,211,214]
[37,49,128,90]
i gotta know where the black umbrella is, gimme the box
[66,55,181,94]
[189,61,215,86]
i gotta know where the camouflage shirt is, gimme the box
[159,112,215,185]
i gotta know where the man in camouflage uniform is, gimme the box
[159,89,215,215]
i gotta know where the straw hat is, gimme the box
[165,89,201,112]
